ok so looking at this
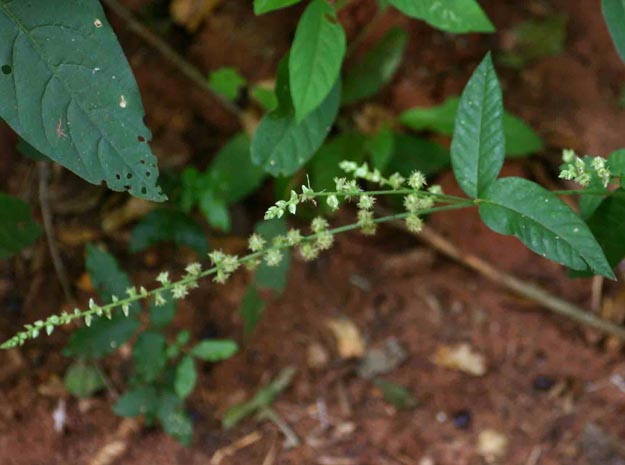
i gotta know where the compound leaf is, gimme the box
[290,0,345,120]
[388,0,494,33]
[451,53,505,198]
[0,0,165,201]
[0,193,42,259]
[479,177,614,279]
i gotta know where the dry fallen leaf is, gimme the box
[431,343,487,376]
[325,317,366,359]
[170,0,223,32]
[477,429,508,463]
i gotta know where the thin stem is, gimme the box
[312,189,470,204]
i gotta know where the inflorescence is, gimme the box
[559,148,612,188]
[2,162,468,349]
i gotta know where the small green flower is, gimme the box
[265,249,283,267]
[327,194,340,211]
[408,171,427,190]
[406,214,423,233]
[358,194,375,210]
[248,233,266,252]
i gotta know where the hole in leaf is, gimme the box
[124,185,131,191]
[139,159,146,165]
[126,173,133,180]
[141,186,147,195]
[115,173,121,180]
[1,65,12,75]
[138,135,146,142]
[145,171,151,177]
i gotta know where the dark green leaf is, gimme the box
[385,134,450,177]
[208,67,246,101]
[129,209,208,255]
[310,133,367,191]
[609,149,625,187]
[0,0,165,201]
[290,0,345,120]
[479,177,614,279]
[157,391,193,445]
[388,0,495,33]
[498,16,567,69]
[133,332,167,383]
[174,355,197,399]
[0,193,42,259]
[342,27,408,104]
[191,339,238,361]
[399,98,543,158]
[254,218,291,293]
[113,386,158,417]
[64,245,140,359]
[372,378,419,410]
[199,189,231,232]
[17,138,49,161]
[451,53,505,198]
[63,362,105,398]
[254,0,303,15]
[602,0,625,63]
[252,57,341,177]
[238,284,266,337]
[367,125,395,172]
[584,189,625,271]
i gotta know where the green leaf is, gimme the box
[310,133,367,191]
[238,284,266,337]
[372,378,419,410]
[64,244,140,359]
[114,386,158,417]
[399,96,543,157]
[254,218,291,293]
[207,133,267,204]
[63,362,105,398]
[17,138,49,161]
[174,355,197,399]
[0,1,165,201]
[0,193,42,259]
[609,149,625,187]
[129,209,208,255]
[252,57,341,177]
[498,16,567,69]
[584,189,625,271]
[385,134,450,177]
[479,177,614,279]
[149,294,176,328]
[388,0,494,33]
[367,125,395,172]
[289,0,345,121]
[602,0,625,63]
[251,85,278,112]
[191,339,239,361]
[133,332,167,383]
[254,0,303,15]
[208,67,246,101]
[157,391,193,445]
[342,27,408,104]
[222,366,296,429]
[451,53,505,198]
[199,189,231,232]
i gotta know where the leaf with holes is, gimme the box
[479,177,614,279]
[0,193,42,259]
[251,57,341,177]
[602,0,625,63]
[388,0,494,33]
[451,53,505,198]
[289,0,345,121]
[0,0,165,201]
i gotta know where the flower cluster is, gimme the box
[559,149,611,187]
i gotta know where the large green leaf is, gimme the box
[0,0,165,201]
[64,244,140,359]
[386,134,450,177]
[252,57,341,177]
[290,0,345,121]
[388,0,494,33]
[254,0,303,15]
[451,54,505,198]
[129,209,208,255]
[583,189,625,271]
[602,0,625,63]
[0,193,42,259]
[399,97,543,157]
[479,177,614,279]
[342,27,408,104]
[133,332,167,383]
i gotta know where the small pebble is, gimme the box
[452,409,472,429]
[533,375,555,391]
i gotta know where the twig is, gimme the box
[38,162,74,303]
[101,0,241,118]
[210,431,263,465]
[383,212,625,340]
